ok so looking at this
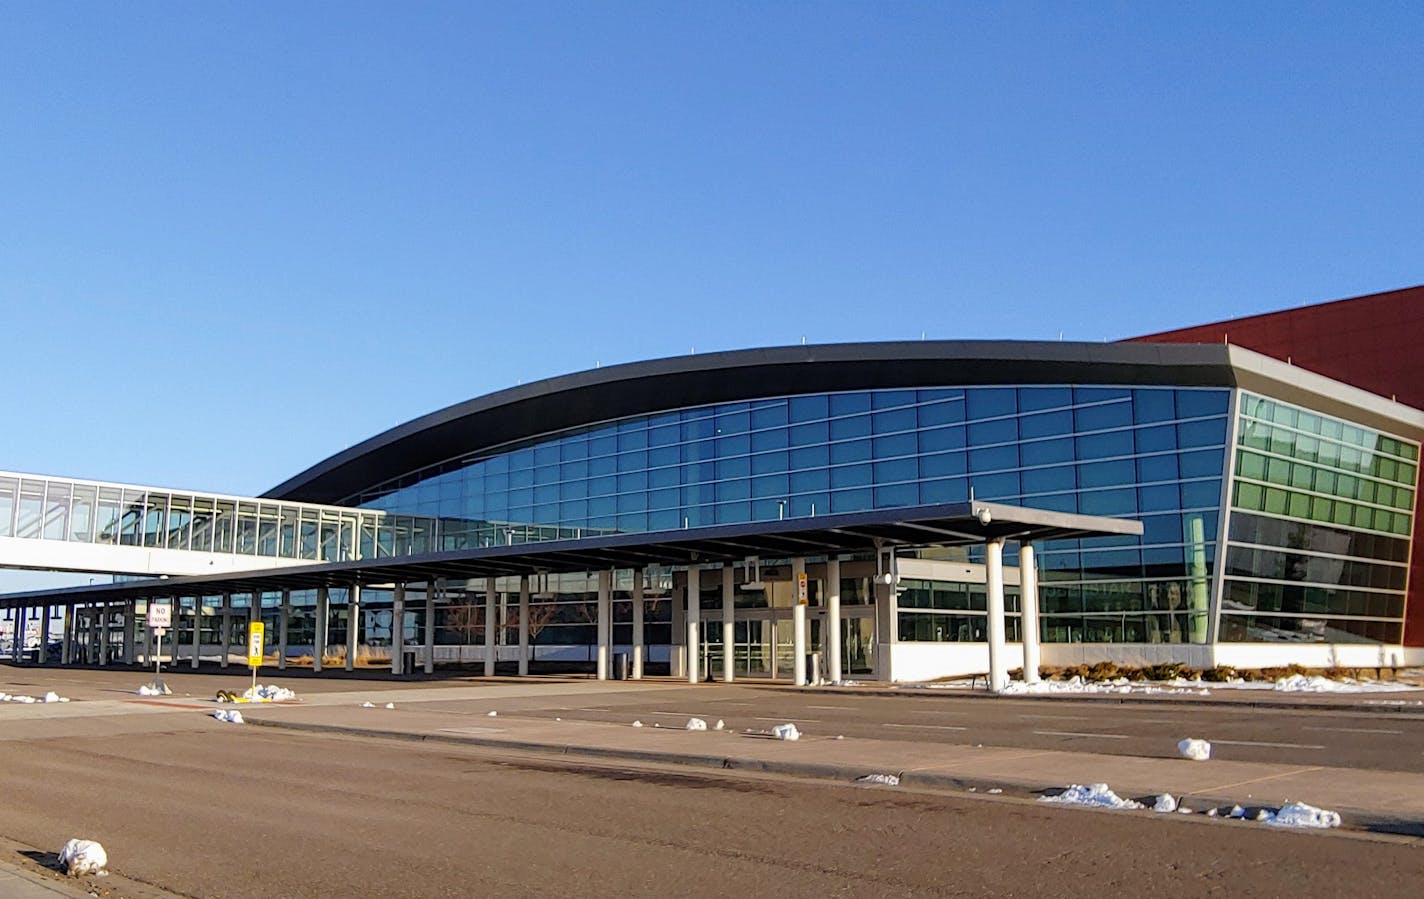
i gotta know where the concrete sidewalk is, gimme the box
[238,696,1424,836]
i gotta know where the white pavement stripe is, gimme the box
[752,716,821,723]
[1033,730,1131,740]
[1018,714,1089,720]
[883,723,968,731]
[574,707,610,712]
[1304,726,1403,735]
[1211,739,1326,750]
[807,705,854,710]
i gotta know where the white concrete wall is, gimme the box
[1213,643,1412,670]
[1040,643,1215,670]
[889,642,1022,683]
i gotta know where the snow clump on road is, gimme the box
[1261,801,1342,829]
[855,774,900,786]
[0,691,68,703]
[685,717,707,731]
[771,723,801,741]
[211,709,244,724]
[1152,794,1179,813]
[1039,784,1144,810]
[1178,738,1212,761]
[58,839,107,876]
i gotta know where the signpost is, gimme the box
[796,572,808,605]
[247,622,265,696]
[145,604,170,695]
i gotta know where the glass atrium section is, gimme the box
[356,385,1232,644]
[0,472,398,562]
[1220,394,1418,643]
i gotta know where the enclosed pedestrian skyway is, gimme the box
[0,501,1141,690]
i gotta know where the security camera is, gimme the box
[976,508,992,526]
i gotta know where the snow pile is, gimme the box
[998,676,1208,697]
[0,692,67,703]
[714,719,725,731]
[136,684,164,696]
[1152,794,1179,813]
[385,702,396,710]
[1274,674,1413,693]
[360,701,375,708]
[1178,738,1212,761]
[1261,801,1341,829]
[58,839,107,877]
[487,710,498,717]
[686,717,707,731]
[243,684,297,702]
[1039,783,1144,810]
[771,723,801,741]
[211,709,244,724]
[631,720,643,728]
[855,774,900,786]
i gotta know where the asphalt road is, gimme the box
[0,720,1420,899]
[8,667,1424,772]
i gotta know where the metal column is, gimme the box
[517,575,530,677]
[313,587,329,674]
[1020,543,1042,684]
[278,590,291,671]
[985,537,1008,693]
[596,569,611,680]
[483,578,497,677]
[825,558,842,685]
[631,569,644,680]
[721,566,735,683]
[792,557,807,686]
[686,564,701,684]
[391,583,405,675]
[345,585,361,671]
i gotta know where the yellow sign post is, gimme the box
[247,622,265,695]
[796,572,808,605]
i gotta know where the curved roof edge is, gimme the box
[265,340,1236,504]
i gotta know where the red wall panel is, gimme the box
[1128,285,1424,647]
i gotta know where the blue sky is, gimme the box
[2,2,1422,500]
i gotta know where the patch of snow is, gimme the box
[1273,674,1414,693]
[771,722,801,741]
[714,719,725,731]
[58,839,107,877]
[686,717,707,731]
[487,710,498,717]
[1228,805,1246,819]
[43,691,61,703]
[243,684,297,702]
[999,676,1209,696]
[136,685,163,696]
[384,702,395,710]
[987,788,1003,794]
[1261,801,1341,829]
[1152,794,1178,813]
[1178,738,1212,761]
[360,701,375,708]
[1039,783,1144,810]
[855,774,900,786]
[631,720,643,728]
[211,709,244,724]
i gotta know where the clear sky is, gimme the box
[2,2,1422,501]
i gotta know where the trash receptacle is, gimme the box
[806,652,822,685]
[612,652,630,681]
[403,649,417,675]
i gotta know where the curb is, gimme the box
[244,716,1424,839]
[760,684,1424,715]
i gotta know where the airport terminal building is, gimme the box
[3,300,1424,684]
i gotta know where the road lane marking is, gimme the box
[574,707,610,712]
[1303,726,1403,735]
[884,723,968,731]
[1033,730,1131,740]
[753,716,821,723]
[1019,714,1089,720]
[1210,739,1325,750]
[807,705,854,710]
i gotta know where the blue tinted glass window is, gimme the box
[875,483,918,507]
[750,428,789,451]
[715,409,750,435]
[534,484,559,504]
[751,451,788,474]
[1020,438,1073,466]
[830,415,871,440]
[1075,401,1133,431]
[966,389,1016,419]
[589,496,615,516]
[559,499,587,521]
[1136,454,1178,482]
[919,399,964,426]
[533,464,558,486]
[715,457,750,479]
[650,487,679,510]
[681,462,714,485]
[873,407,916,433]
[752,474,788,497]
[648,424,679,447]
[1021,465,1075,494]
[1176,390,1229,418]
[874,458,917,484]
[715,435,750,457]
[873,432,917,458]
[790,468,830,492]
[510,467,534,488]
[831,488,873,513]
[588,435,616,458]
[618,492,648,512]
[973,472,1020,499]
[1179,449,1224,478]
[919,426,965,452]
[648,508,678,530]
[1030,492,1077,513]
[1019,387,1072,411]
[1074,387,1130,404]
[587,475,615,497]
[920,478,968,504]
[649,466,678,489]
[831,464,872,488]
[1180,479,1222,508]
[648,446,678,468]
[920,452,966,478]
[872,390,916,409]
[617,430,648,451]
[1179,419,1227,447]
[830,393,872,416]
[1138,484,1180,512]
[1135,425,1177,453]
[750,403,789,429]
[560,439,588,461]
[716,479,750,501]
[831,439,872,464]
[1079,488,1137,516]
[715,502,750,524]
[589,455,616,476]
[1078,459,1135,488]
[561,478,588,499]
[789,395,829,422]
[789,421,829,446]
[1131,390,1174,423]
[1019,410,1073,439]
[969,418,1017,445]
[618,470,649,492]
[561,460,589,480]
[969,445,1018,472]
[484,455,508,475]
[618,450,648,473]
[1076,430,1133,459]
[534,444,560,466]
[789,444,830,469]
[681,418,714,441]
